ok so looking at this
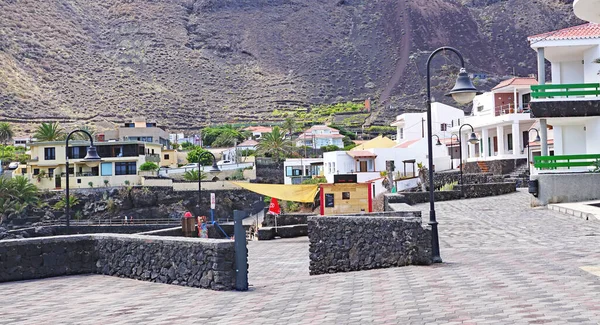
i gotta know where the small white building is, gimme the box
[296,125,344,149]
[283,158,323,184]
[243,126,273,140]
[13,136,33,148]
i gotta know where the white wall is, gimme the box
[562,125,587,155]
[472,92,495,117]
[584,45,600,84]
[585,117,600,154]
[560,60,584,84]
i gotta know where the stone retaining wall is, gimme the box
[308,211,432,275]
[0,234,237,290]
[385,182,516,205]
[425,170,504,190]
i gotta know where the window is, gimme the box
[286,167,303,176]
[440,123,448,132]
[33,168,39,175]
[342,192,350,200]
[48,168,55,178]
[44,147,56,160]
[399,128,404,139]
[164,154,170,160]
[507,134,513,151]
[21,168,26,175]
[101,163,113,176]
[477,105,484,112]
[115,162,137,175]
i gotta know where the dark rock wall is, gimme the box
[5,187,261,229]
[425,170,504,189]
[0,234,237,290]
[463,159,527,175]
[255,160,284,184]
[308,212,432,275]
[385,182,516,206]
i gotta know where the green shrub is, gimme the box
[53,195,79,210]
[139,161,159,171]
[438,181,458,191]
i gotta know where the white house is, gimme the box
[451,77,554,166]
[296,125,344,149]
[527,21,600,168]
[243,126,273,140]
[390,102,465,143]
[283,158,323,185]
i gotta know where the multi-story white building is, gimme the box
[528,21,600,160]
[451,77,554,167]
[283,158,323,185]
[296,125,344,149]
[391,102,465,143]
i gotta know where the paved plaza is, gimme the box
[2,190,600,324]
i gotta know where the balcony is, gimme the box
[494,103,530,117]
[145,154,161,163]
[529,83,600,118]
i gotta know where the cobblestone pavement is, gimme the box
[2,190,600,324]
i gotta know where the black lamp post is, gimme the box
[458,123,480,187]
[425,47,478,263]
[65,130,101,229]
[450,134,459,170]
[432,134,443,146]
[526,128,541,167]
[196,151,220,217]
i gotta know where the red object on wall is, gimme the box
[184,211,193,218]
[319,185,325,216]
[268,198,281,215]
[367,183,373,213]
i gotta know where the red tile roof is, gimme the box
[528,23,600,41]
[492,77,538,91]
[243,126,272,133]
[238,139,258,147]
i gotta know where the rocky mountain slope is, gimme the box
[0,0,581,132]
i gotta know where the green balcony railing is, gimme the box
[533,154,600,169]
[531,83,600,99]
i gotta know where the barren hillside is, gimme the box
[0,0,581,133]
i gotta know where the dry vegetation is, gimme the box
[0,0,580,133]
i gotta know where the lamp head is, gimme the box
[534,134,541,142]
[468,132,479,144]
[435,138,442,146]
[209,160,220,173]
[82,146,102,166]
[446,68,478,104]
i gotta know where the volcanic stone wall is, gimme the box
[0,234,237,290]
[308,212,432,275]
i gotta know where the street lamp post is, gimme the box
[450,134,459,170]
[196,151,220,219]
[458,123,480,187]
[526,128,541,167]
[425,47,478,263]
[65,130,101,229]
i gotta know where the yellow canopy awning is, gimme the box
[230,182,319,203]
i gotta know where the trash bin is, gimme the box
[181,212,195,237]
[528,179,539,197]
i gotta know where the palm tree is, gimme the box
[183,169,207,181]
[72,125,96,140]
[282,117,296,139]
[34,122,65,141]
[256,126,291,161]
[0,122,14,145]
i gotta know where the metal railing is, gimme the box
[40,218,180,226]
[531,83,600,99]
[494,103,528,116]
[533,154,600,169]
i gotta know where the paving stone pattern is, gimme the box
[2,190,600,324]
